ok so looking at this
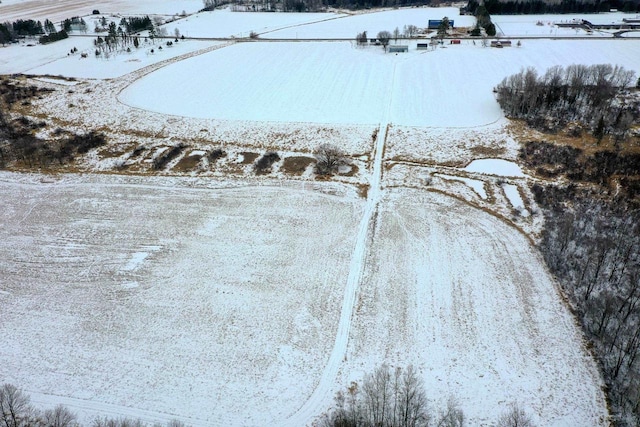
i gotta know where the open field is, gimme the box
[343,189,606,426]
[0,173,362,426]
[0,0,204,22]
[2,3,637,426]
[117,39,640,127]
[0,173,607,426]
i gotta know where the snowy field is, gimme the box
[261,6,475,38]
[0,173,607,426]
[0,4,629,426]
[492,12,640,36]
[0,0,204,22]
[0,173,362,426]
[343,189,606,426]
[171,8,345,38]
[118,39,640,127]
[6,39,221,78]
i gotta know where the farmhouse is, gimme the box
[389,45,408,53]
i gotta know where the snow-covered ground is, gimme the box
[343,188,605,426]
[116,39,640,127]
[0,0,204,22]
[171,8,345,38]
[262,6,475,38]
[0,172,607,426]
[492,12,640,37]
[0,173,362,426]
[0,5,629,426]
[13,39,221,79]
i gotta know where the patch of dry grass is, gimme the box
[282,156,315,175]
[174,153,203,171]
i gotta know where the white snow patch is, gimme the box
[465,158,525,177]
[438,174,487,199]
[503,183,530,217]
[34,77,78,86]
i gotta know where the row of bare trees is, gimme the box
[0,383,189,427]
[494,64,638,140]
[534,184,640,426]
[1,383,78,427]
[320,365,535,427]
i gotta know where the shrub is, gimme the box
[496,403,535,427]
[314,144,345,176]
[153,143,185,170]
[70,131,107,154]
[208,148,226,162]
[254,151,280,174]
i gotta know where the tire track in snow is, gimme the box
[280,62,397,427]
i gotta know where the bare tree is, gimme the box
[377,31,392,52]
[393,27,400,42]
[403,25,418,37]
[0,384,32,427]
[314,144,345,176]
[436,397,464,427]
[496,403,535,427]
[322,365,431,427]
[356,31,367,47]
[362,365,392,426]
[42,405,78,427]
[397,365,431,427]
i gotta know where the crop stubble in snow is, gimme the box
[0,175,362,425]
[0,174,608,425]
[346,189,607,426]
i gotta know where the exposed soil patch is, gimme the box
[174,153,202,171]
[282,156,315,175]
[239,151,259,164]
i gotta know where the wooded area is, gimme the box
[521,137,640,426]
[495,65,639,142]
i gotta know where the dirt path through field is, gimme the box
[280,60,396,426]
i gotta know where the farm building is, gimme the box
[491,40,512,47]
[428,19,454,29]
[389,45,409,53]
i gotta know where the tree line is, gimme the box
[202,0,433,13]
[466,0,640,14]
[494,64,638,142]
[320,364,535,427]
[533,183,640,426]
[0,16,84,46]
[0,383,188,427]
[518,130,640,425]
